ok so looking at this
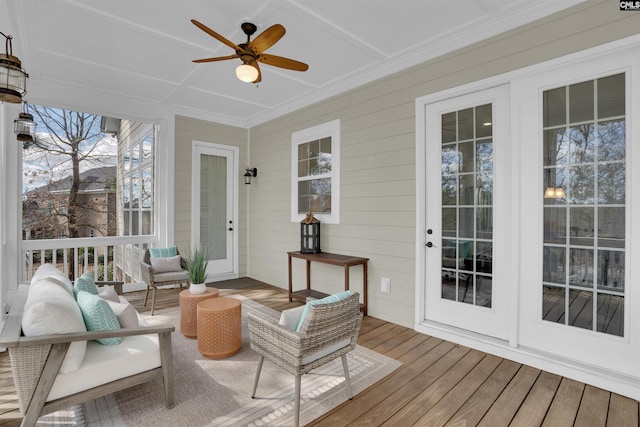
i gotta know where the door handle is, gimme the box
[426,241,433,248]
[228,227,234,231]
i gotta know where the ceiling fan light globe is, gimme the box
[236,64,258,82]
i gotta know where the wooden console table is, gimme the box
[287,251,369,315]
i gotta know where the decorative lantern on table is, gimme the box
[300,211,321,254]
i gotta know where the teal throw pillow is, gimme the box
[149,246,177,258]
[76,291,122,345]
[74,272,98,296]
[296,290,352,332]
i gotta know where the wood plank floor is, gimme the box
[1,279,638,426]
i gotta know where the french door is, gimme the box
[517,66,637,373]
[423,85,510,340]
[191,142,238,280]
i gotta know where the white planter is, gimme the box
[189,282,207,294]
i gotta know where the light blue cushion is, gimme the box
[74,272,98,296]
[76,291,122,345]
[149,246,177,258]
[296,290,351,332]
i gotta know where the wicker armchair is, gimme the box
[248,292,363,427]
[140,249,189,315]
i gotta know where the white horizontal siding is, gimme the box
[245,0,640,327]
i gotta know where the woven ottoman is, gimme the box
[179,288,219,338]
[197,297,242,359]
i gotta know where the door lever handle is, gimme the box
[228,227,234,231]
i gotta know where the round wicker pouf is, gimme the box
[196,297,242,359]
[179,288,219,338]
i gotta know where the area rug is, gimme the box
[38,295,401,426]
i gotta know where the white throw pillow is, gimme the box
[105,300,139,329]
[150,255,182,273]
[98,285,120,303]
[22,281,87,374]
[278,305,306,331]
[31,263,74,296]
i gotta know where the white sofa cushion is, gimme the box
[302,338,351,365]
[46,333,161,402]
[31,263,74,296]
[22,280,87,374]
[152,270,190,283]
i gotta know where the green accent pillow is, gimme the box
[296,290,352,332]
[149,246,177,258]
[76,291,122,345]
[74,272,98,296]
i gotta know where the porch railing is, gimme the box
[21,235,157,287]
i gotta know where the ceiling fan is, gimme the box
[191,19,309,83]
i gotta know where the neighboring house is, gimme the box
[2,0,640,403]
[22,166,117,240]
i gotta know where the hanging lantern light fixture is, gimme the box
[14,103,35,143]
[0,32,28,104]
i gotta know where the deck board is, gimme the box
[380,349,485,426]
[575,385,611,427]
[541,377,584,427]
[477,365,541,426]
[1,278,638,426]
[415,354,503,426]
[445,359,521,426]
[510,371,562,426]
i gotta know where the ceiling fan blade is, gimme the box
[258,53,309,71]
[249,24,285,54]
[191,19,241,51]
[192,54,238,63]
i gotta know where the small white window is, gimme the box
[291,120,340,224]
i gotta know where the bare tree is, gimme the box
[22,105,117,276]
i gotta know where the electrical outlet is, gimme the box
[381,277,390,294]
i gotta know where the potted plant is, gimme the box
[185,247,209,294]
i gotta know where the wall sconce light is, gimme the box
[0,32,28,103]
[14,106,35,143]
[244,167,257,184]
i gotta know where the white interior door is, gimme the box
[423,85,510,340]
[191,142,238,280]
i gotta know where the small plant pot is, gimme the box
[189,282,207,294]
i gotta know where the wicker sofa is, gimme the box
[0,265,175,426]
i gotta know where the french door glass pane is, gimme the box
[440,103,493,307]
[542,73,625,337]
[200,154,227,261]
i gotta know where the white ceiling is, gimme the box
[2,0,587,127]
